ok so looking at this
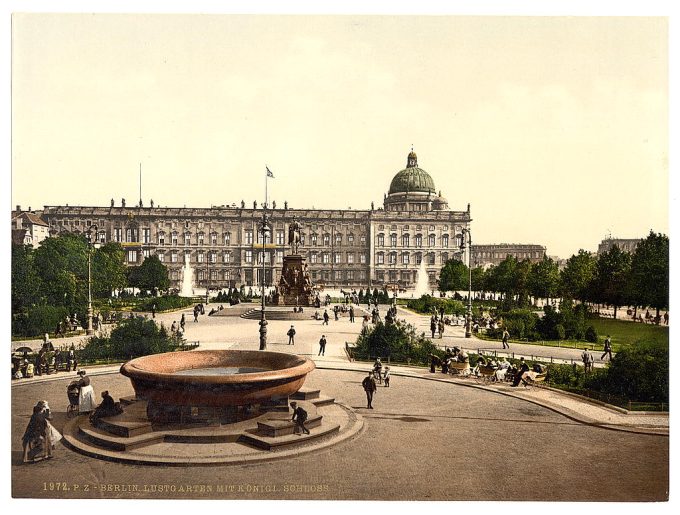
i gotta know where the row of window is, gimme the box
[376,252,450,265]
[376,233,457,248]
[378,224,448,231]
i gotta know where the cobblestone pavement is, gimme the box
[12,367,668,501]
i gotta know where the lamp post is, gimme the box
[460,227,472,338]
[85,225,98,336]
[259,211,270,351]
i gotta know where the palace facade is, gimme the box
[39,151,472,292]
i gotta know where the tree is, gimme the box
[11,244,42,312]
[487,256,518,300]
[529,256,561,304]
[512,259,532,307]
[32,233,89,309]
[560,250,597,303]
[136,256,170,294]
[593,245,632,319]
[438,258,469,292]
[470,267,486,292]
[92,242,127,297]
[629,231,669,317]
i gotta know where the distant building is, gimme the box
[11,206,49,248]
[597,237,641,255]
[471,243,546,269]
[38,150,471,292]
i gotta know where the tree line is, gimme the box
[12,234,171,336]
[438,231,668,319]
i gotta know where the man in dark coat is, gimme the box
[290,402,310,435]
[362,371,377,409]
[318,335,327,356]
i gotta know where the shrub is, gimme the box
[138,295,194,312]
[353,321,439,365]
[604,340,668,403]
[496,309,540,340]
[12,305,71,338]
[555,324,566,340]
[585,325,598,343]
[78,316,185,362]
[406,295,466,316]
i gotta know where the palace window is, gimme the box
[211,233,218,245]
[441,252,449,264]
[402,234,410,247]
[209,251,217,264]
[127,250,137,263]
[415,253,422,265]
[142,228,150,244]
[172,232,178,246]
[335,233,342,244]
[347,233,354,244]
[224,233,231,245]
[377,234,384,246]
[311,234,318,246]
[126,228,138,242]
[310,252,318,264]
[157,252,165,262]
[442,234,449,247]
[359,271,366,280]
[415,234,423,247]
[428,234,436,247]
[322,253,330,264]
[359,254,366,264]
[347,253,354,264]
[360,235,366,244]
[388,252,397,265]
[245,250,253,263]
[245,230,254,245]
[402,252,410,265]
[171,252,178,263]
[158,232,165,245]
[334,252,341,264]
[211,270,217,281]
[377,252,384,265]
[347,270,354,281]
[390,234,397,247]
[276,231,285,245]
[323,234,330,246]
[224,270,231,281]
[276,250,283,263]
[223,251,231,263]
[184,234,191,246]
[428,252,435,265]
[197,251,204,263]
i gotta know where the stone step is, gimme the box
[311,395,335,407]
[291,387,321,400]
[78,424,165,451]
[93,413,153,438]
[256,414,322,437]
[240,422,340,450]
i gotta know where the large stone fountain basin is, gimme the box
[120,350,315,407]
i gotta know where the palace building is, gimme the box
[38,151,472,292]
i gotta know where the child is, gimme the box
[383,366,390,387]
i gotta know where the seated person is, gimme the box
[511,359,530,387]
[89,391,124,423]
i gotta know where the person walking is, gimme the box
[349,305,355,323]
[362,371,377,409]
[501,328,510,349]
[180,314,186,331]
[430,317,437,339]
[290,402,310,435]
[287,325,296,345]
[582,347,594,373]
[601,335,613,361]
[151,304,156,318]
[323,309,329,325]
[318,335,327,356]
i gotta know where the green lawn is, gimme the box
[478,317,668,352]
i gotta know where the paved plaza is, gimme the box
[11,303,669,501]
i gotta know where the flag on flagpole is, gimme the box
[266,166,274,178]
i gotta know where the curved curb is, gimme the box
[61,402,364,467]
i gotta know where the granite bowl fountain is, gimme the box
[120,350,315,423]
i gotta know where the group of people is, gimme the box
[22,400,61,463]
[12,339,78,380]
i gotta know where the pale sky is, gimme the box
[11,14,668,258]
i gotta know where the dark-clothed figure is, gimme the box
[318,335,327,356]
[383,367,391,387]
[323,310,329,325]
[290,402,310,435]
[287,325,296,345]
[22,402,50,463]
[90,391,124,423]
[601,336,613,361]
[349,306,355,323]
[362,372,377,409]
[511,358,530,387]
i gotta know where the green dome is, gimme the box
[388,167,436,195]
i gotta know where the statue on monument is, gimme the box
[288,217,301,254]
